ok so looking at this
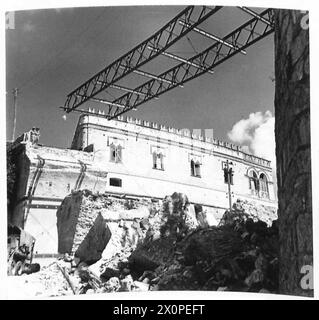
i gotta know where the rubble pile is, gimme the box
[229,199,277,226]
[11,191,278,296]
[94,194,278,293]
[8,261,75,297]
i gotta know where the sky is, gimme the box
[5,5,275,163]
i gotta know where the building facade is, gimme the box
[71,113,276,206]
[9,112,277,255]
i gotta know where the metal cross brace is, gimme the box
[106,8,274,119]
[63,6,223,113]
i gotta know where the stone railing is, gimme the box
[81,109,272,168]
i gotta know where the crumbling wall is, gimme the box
[22,191,279,296]
[56,192,83,254]
[274,10,312,296]
[56,190,157,264]
[10,145,31,227]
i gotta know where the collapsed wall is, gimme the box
[56,190,277,265]
[54,190,278,294]
[56,191,219,266]
[56,190,160,264]
[46,191,278,295]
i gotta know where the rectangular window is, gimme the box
[153,152,164,170]
[110,178,122,187]
[223,167,234,185]
[110,144,122,163]
[191,160,201,178]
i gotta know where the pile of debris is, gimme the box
[53,192,278,294]
[229,199,277,227]
[96,194,278,293]
[12,191,278,296]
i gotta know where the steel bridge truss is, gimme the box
[63,6,222,112]
[62,6,274,119]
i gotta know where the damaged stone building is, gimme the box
[8,112,277,256]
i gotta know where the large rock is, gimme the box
[75,213,112,264]
[56,191,112,264]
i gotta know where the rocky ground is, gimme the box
[7,192,278,297]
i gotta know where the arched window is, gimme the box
[248,170,259,195]
[259,173,269,198]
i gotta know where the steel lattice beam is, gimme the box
[63,5,223,113]
[118,65,184,87]
[106,8,274,120]
[147,45,215,75]
[109,84,159,99]
[238,7,273,26]
[178,20,247,55]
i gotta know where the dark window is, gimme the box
[110,144,122,163]
[110,178,122,187]
[191,160,201,178]
[224,167,234,185]
[153,152,164,170]
[259,173,269,198]
[249,170,259,194]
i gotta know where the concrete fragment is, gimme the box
[105,277,121,292]
[75,213,112,264]
[120,275,134,292]
[133,281,150,292]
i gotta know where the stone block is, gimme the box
[75,212,112,264]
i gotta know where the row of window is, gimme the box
[110,144,202,177]
[109,144,269,197]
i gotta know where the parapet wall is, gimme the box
[73,111,271,168]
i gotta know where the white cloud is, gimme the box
[227,111,276,166]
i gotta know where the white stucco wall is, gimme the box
[71,114,276,208]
